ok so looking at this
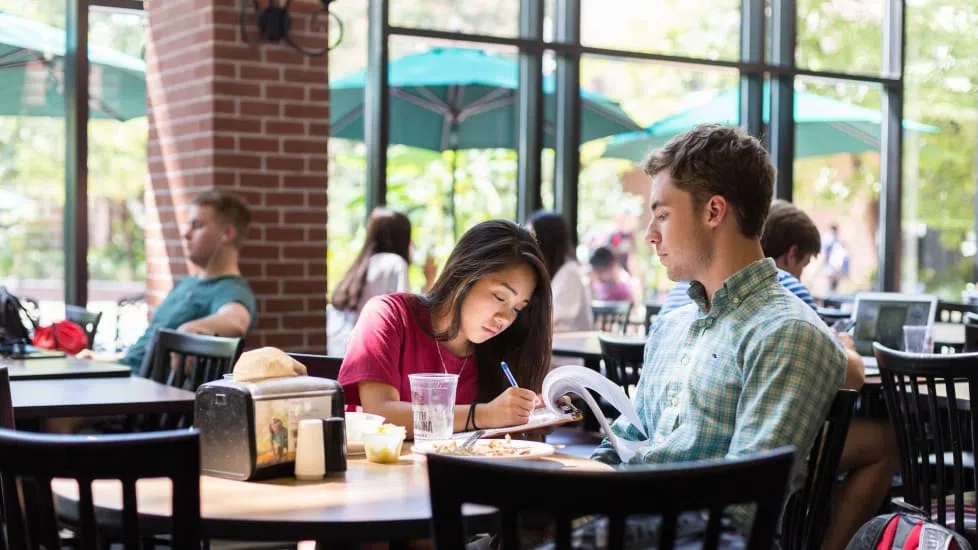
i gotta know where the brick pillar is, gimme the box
[145,0,328,351]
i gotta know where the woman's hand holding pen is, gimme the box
[479,387,538,427]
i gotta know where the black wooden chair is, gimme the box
[0,366,12,430]
[287,352,342,380]
[781,389,859,550]
[597,333,644,397]
[643,303,661,334]
[140,328,242,391]
[427,447,795,550]
[65,305,103,350]
[874,342,978,544]
[138,328,241,429]
[966,320,978,353]
[591,300,632,334]
[19,297,40,330]
[0,428,200,550]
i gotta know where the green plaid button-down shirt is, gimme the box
[592,259,845,507]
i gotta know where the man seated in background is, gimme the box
[656,198,896,549]
[77,190,257,371]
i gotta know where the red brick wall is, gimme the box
[145,0,328,351]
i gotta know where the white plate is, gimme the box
[412,439,555,460]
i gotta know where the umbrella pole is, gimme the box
[449,148,458,241]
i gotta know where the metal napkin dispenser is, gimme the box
[196,375,345,481]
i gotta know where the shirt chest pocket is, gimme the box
[683,347,741,423]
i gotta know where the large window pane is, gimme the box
[580,0,740,61]
[0,1,66,325]
[796,0,884,76]
[581,59,738,306]
[85,5,148,351]
[902,1,978,300]
[791,77,883,298]
[327,0,367,298]
[390,0,520,37]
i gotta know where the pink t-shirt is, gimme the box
[338,293,478,408]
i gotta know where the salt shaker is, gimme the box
[294,418,326,480]
[324,416,347,475]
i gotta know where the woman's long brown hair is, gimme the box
[331,208,411,311]
[419,220,553,401]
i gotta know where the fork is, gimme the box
[460,430,485,451]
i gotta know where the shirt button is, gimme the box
[732,297,741,305]
[680,355,688,366]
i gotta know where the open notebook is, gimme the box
[455,365,648,461]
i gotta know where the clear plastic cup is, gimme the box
[903,325,934,353]
[408,373,458,441]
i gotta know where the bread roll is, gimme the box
[232,347,308,381]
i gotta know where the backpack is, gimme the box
[0,286,35,346]
[846,513,973,550]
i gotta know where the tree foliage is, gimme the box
[0,0,147,282]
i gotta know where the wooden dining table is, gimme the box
[0,356,131,380]
[52,445,611,544]
[11,376,196,420]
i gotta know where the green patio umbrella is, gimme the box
[0,10,145,120]
[330,47,642,236]
[602,85,938,162]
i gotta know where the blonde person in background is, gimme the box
[328,208,413,357]
[526,210,593,333]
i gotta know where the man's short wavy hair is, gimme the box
[643,124,775,238]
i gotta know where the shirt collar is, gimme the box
[686,258,778,315]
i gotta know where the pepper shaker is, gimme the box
[323,416,347,475]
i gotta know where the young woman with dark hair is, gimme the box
[327,207,412,355]
[526,210,593,332]
[338,219,553,437]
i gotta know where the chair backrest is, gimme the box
[0,428,200,550]
[64,305,103,349]
[964,320,978,352]
[874,342,978,543]
[591,300,632,334]
[643,303,661,334]
[287,352,343,380]
[597,333,644,397]
[937,301,977,324]
[139,328,242,391]
[0,366,12,429]
[781,389,859,550]
[821,295,854,310]
[427,447,795,550]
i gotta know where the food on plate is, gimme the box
[429,435,533,457]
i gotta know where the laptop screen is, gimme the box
[852,295,936,356]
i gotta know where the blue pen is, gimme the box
[500,361,518,387]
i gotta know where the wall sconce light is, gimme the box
[239,0,342,57]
